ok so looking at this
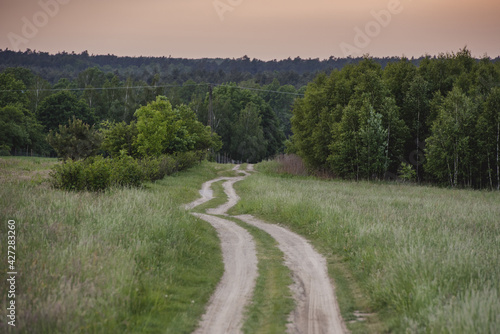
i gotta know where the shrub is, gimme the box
[175,151,203,171]
[47,117,101,160]
[158,155,179,177]
[50,159,85,191]
[110,155,144,188]
[50,151,204,192]
[51,156,144,192]
[398,162,416,182]
[83,156,111,192]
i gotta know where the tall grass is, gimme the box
[233,161,500,333]
[0,158,229,333]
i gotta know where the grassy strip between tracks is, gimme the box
[221,215,295,334]
[193,169,296,333]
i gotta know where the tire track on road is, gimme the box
[187,164,346,334]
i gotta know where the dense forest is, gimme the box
[0,49,420,87]
[290,48,500,189]
[0,59,299,162]
[1,48,500,188]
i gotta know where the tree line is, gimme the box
[0,65,299,163]
[0,49,422,87]
[290,48,500,189]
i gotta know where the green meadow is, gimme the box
[2,157,499,333]
[232,161,500,333]
[0,157,231,333]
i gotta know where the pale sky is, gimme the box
[0,0,499,60]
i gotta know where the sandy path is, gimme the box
[187,169,257,334]
[191,213,257,334]
[187,164,346,334]
[235,214,346,334]
[184,177,231,210]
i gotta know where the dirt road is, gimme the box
[186,165,346,334]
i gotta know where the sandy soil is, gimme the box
[186,164,346,334]
[191,213,257,334]
[236,214,346,334]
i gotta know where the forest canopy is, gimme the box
[1,47,500,187]
[289,48,500,189]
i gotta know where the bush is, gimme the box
[110,155,144,188]
[175,151,204,171]
[50,159,85,191]
[83,156,112,192]
[51,156,144,192]
[140,157,163,182]
[398,162,416,182]
[47,117,101,160]
[50,151,204,192]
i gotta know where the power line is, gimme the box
[0,82,305,96]
[214,83,304,96]
[0,83,207,93]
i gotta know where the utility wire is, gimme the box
[0,82,305,96]
[214,83,305,96]
[0,83,207,93]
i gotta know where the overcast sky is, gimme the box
[1,0,499,60]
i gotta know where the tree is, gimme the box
[47,117,101,160]
[328,103,362,179]
[403,75,431,181]
[38,91,95,132]
[425,86,475,186]
[100,121,139,158]
[477,88,500,190]
[0,105,28,154]
[134,96,219,157]
[0,72,46,155]
[0,72,29,108]
[231,102,267,162]
[359,107,388,180]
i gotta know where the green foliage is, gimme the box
[134,96,219,157]
[0,105,28,154]
[0,72,29,107]
[211,84,285,162]
[109,154,144,188]
[38,91,95,132]
[398,162,416,182]
[50,151,203,192]
[83,156,112,192]
[0,72,47,155]
[100,120,139,157]
[231,102,267,162]
[49,159,85,191]
[291,48,500,188]
[359,107,388,179]
[425,86,476,186]
[47,117,102,160]
[50,155,144,192]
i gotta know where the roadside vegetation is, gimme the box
[233,160,500,333]
[0,157,234,333]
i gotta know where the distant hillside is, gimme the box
[1,49,421,87]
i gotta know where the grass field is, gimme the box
[0,157,233,333]
[232,161,500,333]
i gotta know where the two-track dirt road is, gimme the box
[186,165,346,334]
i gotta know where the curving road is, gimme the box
[187,165,346,334]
